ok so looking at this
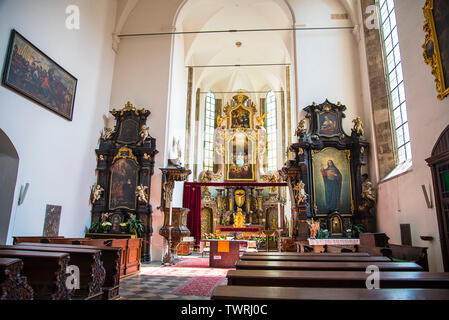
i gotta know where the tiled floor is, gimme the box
[118,255,227,300]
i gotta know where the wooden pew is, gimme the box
[226,269,449,288]
[0,244,105,300]
[240,255,390,262]
[0,258,34,300]
[211,285,449,300]
[18,242,121,300]
[389,244,429,271]
[0,250,72,300]
[235,260,423,271]
[76,238,141,278]
[243,251,371,257]
[13,236,64,245]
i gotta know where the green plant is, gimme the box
[89,221,102,233]
[316,229,330,239]
[128,215,144,238]
[352,224,366,237]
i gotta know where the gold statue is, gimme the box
[233,208,245,228]
[295,119,306,135]
[90,184,104,205]
[307,219,320,239]
[136,185,149,203]
[216,115,229,127]
[352,117,364,136]
[100,212,111,223]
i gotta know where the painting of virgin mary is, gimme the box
[320,160,342,211]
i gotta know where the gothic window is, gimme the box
[378,0,412,164]
[203,91,215,171]
[266,90,277,172]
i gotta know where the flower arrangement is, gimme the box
[201,233,226,240]
[102,221,112,232]
[346,229,352,238]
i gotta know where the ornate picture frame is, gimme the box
[423,0,449,100]
[2,29,77,120]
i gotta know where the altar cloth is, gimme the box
[219,227,261,232]
[308,238,360,246]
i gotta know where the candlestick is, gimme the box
[277,202,281,228]
[169,202,173,226]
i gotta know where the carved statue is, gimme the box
[352,117,364,136]
[90,184,104,205]
[255,112,268,127]
[233,208,245,228]
[99,127,115,144]
[216,115,229,127]
[261,173,279,193]
[295,119,306,136]
[100,212,111,223]
[139,125,150,143]
[168,137,183,168]
[293,180,307,206]
[307,219,320,239]
[359,175,376,212]
[136,184,149,203]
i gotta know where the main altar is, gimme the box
[198,93,287,238]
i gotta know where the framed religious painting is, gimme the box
[317,111,339,136]
[311,147,354,216]
[423,0,449,100]
[225,131,256,181]
[2,29,77,120]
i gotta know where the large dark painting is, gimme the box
[117,119,140,144]
[318,112,338,136]
[2,30,77,120]
[109,158,138,210]
[312,148,353,215]
[423,0,449,100]
[230,106,251,129]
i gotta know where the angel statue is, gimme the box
[100,212,111,223]
[359,174,376,212]
[307,219,320,239]
[139,125,150,144]
[216,115,229,128]
[99,127,114,144]
[352,117,364,136]
[90,184,104,205]
[255,112,268,127]
[135,184,149,204]
[293,180,307,206]
[295,119,306,136]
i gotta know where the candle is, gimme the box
[277,202,281,228]
[169,202,173,226]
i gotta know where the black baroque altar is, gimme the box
[90,102,158,262]
[281,100,373,239]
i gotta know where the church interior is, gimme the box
[1,0,449,302]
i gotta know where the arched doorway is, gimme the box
[426,125,449,271]
[0,129,19,244]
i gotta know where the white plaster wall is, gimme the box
[375,0,449,272]
[291,0,365,136]
[0,0,118,244]
[109,0,183,261]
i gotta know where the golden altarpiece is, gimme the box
[199,93,286,236]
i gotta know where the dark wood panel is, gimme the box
[212,286,449,300]
[235,260,423,271]
[227,270,449,289]
[0,258,34,300]
[242,251,370,257]
[240,255,390,262]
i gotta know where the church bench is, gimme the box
[0,258,34,300]
[0,244,105,300]
[12,236,64,245]
[211,285,449,300]
[75,238,141,278]
[356,245,392,257]
[18,242,121,300]
[226,270,449,289]
[235,260,423,271]
[389,244,429,272]
[240,255,390,262]
[242,251,370,257]
[0,250,72,300]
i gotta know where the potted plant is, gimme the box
[345,229,352,238]
[89,221,102,233]
[101,221,112,233]
[127,215,144,238]
[351,224,366,238]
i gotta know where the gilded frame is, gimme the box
[423,0,449,100]
[224,130,256,182]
